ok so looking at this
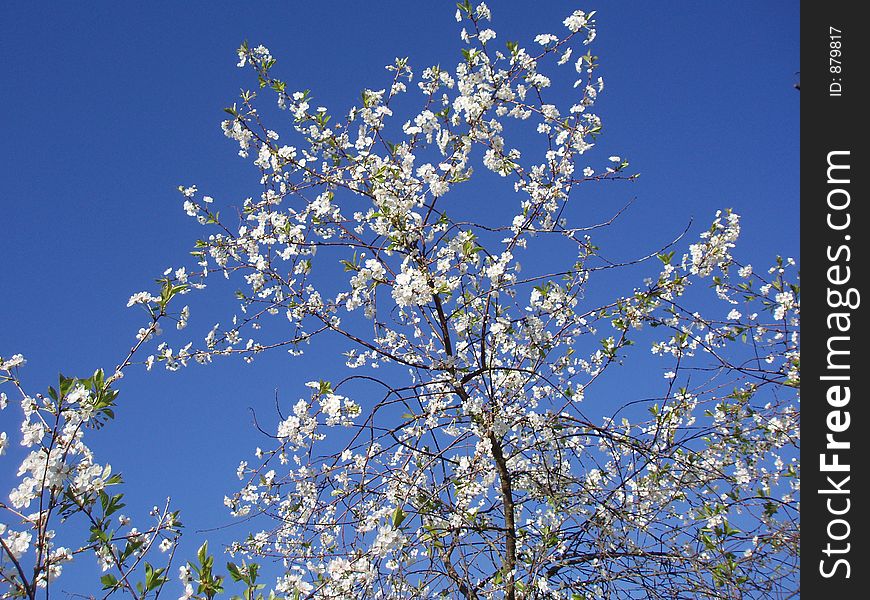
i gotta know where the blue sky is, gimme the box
[1,0,798,594]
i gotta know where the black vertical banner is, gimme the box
[802,2,867,595]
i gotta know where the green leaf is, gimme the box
[227,561,243,582]
[197,540,209,565]
[144,563,168,592]
[100,574,119,590]
[339,259,359,272]
[392,506,407,528]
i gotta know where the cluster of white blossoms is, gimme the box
[685,209,741,277]
[1,353,181,596]
[110,3,800,598]
[391,261,434,308]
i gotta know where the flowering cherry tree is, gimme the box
[2,4,799,599]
